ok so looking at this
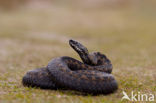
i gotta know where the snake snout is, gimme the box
[69,39,79,48]
[69,39,79,46]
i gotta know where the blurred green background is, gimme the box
[0,0,156,103]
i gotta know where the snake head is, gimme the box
[69,39,91,64]
[69,39,89,55]
[69,40,112,66]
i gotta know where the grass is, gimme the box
[0,2,156,103]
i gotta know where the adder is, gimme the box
[22,39,118,94]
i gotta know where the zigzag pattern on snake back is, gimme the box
[22,39,118,94]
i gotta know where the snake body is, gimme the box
[22,40,118,94]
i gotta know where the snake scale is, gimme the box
[22,39,118,94]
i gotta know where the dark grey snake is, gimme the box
[22,39,118,94]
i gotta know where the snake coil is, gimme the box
[22,39,118,94]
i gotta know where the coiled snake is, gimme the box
[22,40,118,94]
